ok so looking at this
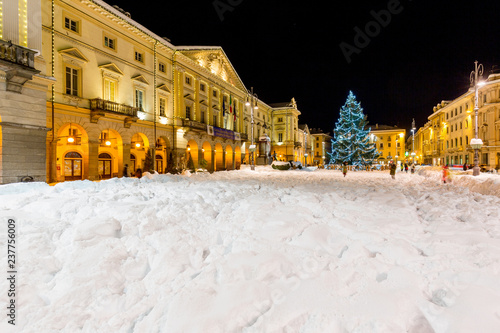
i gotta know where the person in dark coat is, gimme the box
[463,163,467,171]
[123,164,129,177]
[135,167,142,178]
[390,162,397,179]
[341,161,348,177]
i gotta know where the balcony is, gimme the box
[294,141,302,148]
[0,40,36,69]
[0,40,40,93]
[89,98,139,127]
[182,119,207,131]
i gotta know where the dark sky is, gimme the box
[116,0,500,133]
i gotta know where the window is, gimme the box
[483,94,487,103]
[135,89,144,110]
[460,106,463,114]
[135,51,144,63]
[466,136,469,145]
[65,66,80,96]
[278,117,283,122]
[465,119,469,129]
[213,90,217,98]
[104,35,116,50]
[104,78,117,102]
[388,142,391,148]
[64,17,80,33]
[460,122,462,129]
[316,142,319,148]
[185,76,191,85]
[159,97,166,117]
[200,83,205,92]
[185,106,191,119]
[213,115,217,126]
[455,108,457,116]
[397,142,400,148]
[200,110,205,123]
[158,62,166,73]
[379,143,384,149]
[278,133,283,142]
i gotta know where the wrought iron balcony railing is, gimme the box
[89,98,139,117]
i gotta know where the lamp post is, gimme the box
[411,118,416,164]
[470,61,484,176]
[246,87,258,171]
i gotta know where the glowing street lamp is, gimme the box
[246,87,258,171]
[411,118,416,164]
[470,61,484,176]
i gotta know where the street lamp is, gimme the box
[411,118,416,164]
[246,87,258,171]
[470,61,484,176]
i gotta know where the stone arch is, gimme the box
[234,145,242,170]
[186,139,199,169]
[225,145,233,170]
[55,122,89,181]
[214,142,223,171]
[201,141,212,172]
[97,127,123,179]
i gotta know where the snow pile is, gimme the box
[0,168,499,332]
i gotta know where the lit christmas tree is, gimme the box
[328,91,379,166]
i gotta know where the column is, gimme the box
[87,139,99,180]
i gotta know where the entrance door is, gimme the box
[64,151,83,180]
[156,154,163,173]
[98,153,112,179]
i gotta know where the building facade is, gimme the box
[1,0,318,184]
[369,124,406,165]
[0,0,52,184]
[310,128,332,166]
[415,73,500,169]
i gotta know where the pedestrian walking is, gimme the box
[342,161,348,177]
[404,163,409,173]
[410,163,415,174]
[463,163,467,171]
[442,164,449,184]
[390,161,397,179]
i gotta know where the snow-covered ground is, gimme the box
[1,167,499,332]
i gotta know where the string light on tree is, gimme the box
[328,91,379,167]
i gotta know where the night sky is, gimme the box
[116,0,500,133]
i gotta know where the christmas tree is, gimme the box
[144,149,154,173]
[328,91,379,166]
